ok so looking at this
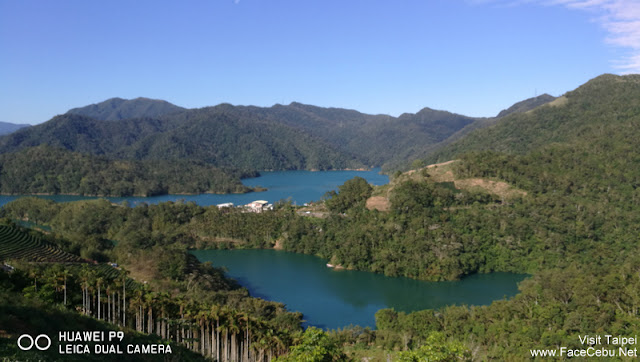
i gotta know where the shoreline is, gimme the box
[0,187,261,198]
[247,166,381,173]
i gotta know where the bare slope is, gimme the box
[366,160,525,211]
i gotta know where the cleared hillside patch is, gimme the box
[365,196,390,211]
[366,160,525,211]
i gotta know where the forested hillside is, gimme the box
[0,121,29,136]
[340,74,640,359]
[0,113,174,156]
[2,74,638,360]
[115,105,364,170]
[0,106,363,171]
[0,146,254,196]
[0,90,562,175]
[0,96,554,172]
[496,93,555,117]
[423,74,640,164]
[67,97,185,121]
[0,217,304,361]
[233,102,479,168]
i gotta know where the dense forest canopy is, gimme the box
[0,92,554,174]
[423,73,640,164]
[67,97,186,121]
[0,205,304,361]
[0,146,255,196]
[0,121,29,136]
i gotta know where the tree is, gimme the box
[274,327,347,362]
[324,177,373,213]
[61,269,71,306]
[396,332,471,362]
[390,180,435,214]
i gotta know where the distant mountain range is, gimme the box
[66,97,185,121]
[0,92,555,173]
[0,121,30,136]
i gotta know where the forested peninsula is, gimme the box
[0,146,256,196]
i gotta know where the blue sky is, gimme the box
[1,0,638,124]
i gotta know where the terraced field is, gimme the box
[0,225,84,263]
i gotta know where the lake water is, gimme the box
[0,168,389,207]
[192,249,527,330]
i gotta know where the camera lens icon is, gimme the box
[17,334,51,351]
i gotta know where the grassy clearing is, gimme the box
[366,160,525,211]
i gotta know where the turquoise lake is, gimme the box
[192,249,527,330]
[0,168,389,207]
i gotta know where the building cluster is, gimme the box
[216,200,273,213]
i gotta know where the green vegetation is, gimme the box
[0,121,29,136]
[247,102,479,170]
[496,93,555,118]
[283,176,506,280]
[0,146,254,196]
[423,73,640,164]
[0,285,206,361]
[0,93,560,180]
[0,108,364,172]
[395,333,470,362]
[67,97,185,121]
[0,209,303,361]
[361,261,640,360]
[324,177,373,213]
[0,223,83,262]
[2,74,640,360]
[274,327,348,362]
[331,73,640,359]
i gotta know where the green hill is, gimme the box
[0,90,577,174]
[229,102,479,168]
[0,108,363,171]
[0,98,486,171]
[0,121,29,136]
[115,105,364,170]
[423,74,640,164]
[67,97,185,121]
[496,93,555,117]
[0,146,252,196]
[2,74,639,360]
[0,114,173,156]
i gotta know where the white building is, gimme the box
[245,200,271,213]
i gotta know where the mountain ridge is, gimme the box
[1,98,486,171]
[496,93,556,118]
[421,73,640,164]
[0,121,30,136]
[67,97,186,121]
[2,78,607,174]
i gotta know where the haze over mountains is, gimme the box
[0,121,30,136]
[0,90,556,174]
